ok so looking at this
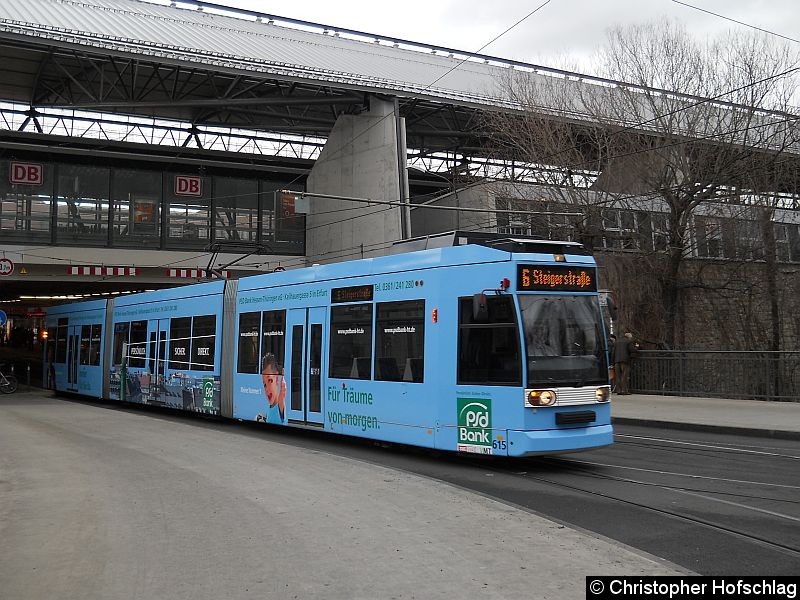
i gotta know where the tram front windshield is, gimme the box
[520,295,607,387]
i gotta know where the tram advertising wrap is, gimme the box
[45,239,613,457]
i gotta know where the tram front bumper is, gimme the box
[506,424,613,457]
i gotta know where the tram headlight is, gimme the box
[596,386,611,402]
[527,389,557,407]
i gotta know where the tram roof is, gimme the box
[237,243,596,293]
[46,299,109,316]
[111,279,227,307]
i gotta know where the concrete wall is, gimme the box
[410,184,496,237]
[305,98,405,264]
[598,253,800,351]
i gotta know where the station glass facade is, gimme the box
[0,160,304,254]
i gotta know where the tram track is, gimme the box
[551,457,800,496]
[458,453,800,563]
[614,434,800,460]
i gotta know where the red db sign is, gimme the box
[174,175,202,197]
[10,162,43,185]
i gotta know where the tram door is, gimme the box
[65,324,81,392]
[285,307,325,426]
[146,319,169,404]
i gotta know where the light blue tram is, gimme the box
[45,234,612,457]
[46,299,108,397]
[107,281,226,414]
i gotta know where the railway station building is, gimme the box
[1,0,799,354]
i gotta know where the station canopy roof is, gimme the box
[0,0,581,159]
[1,0,797,180]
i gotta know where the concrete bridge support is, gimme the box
[306,97,408,264]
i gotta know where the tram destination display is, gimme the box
[517,264,597,292]
[331,284,374,303]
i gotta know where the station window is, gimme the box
[191,315,216,371]
[0,161,53,243]
[169,317,192,370]
[237,312,260,373]
[273,189,306,248]
[56,164,110,246]
[457,296,521,386]
[214,178,259,242]
[329,303,373,380]
[165,174,210,248]
[55,318,68,363]
[112,169,162,248]
[128,320,148,368]
[261,310,286,371]
[375,300,425,383]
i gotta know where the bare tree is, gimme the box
[485,20,800,348]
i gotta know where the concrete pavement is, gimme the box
[612,392,800,439]
[0,391,687,600]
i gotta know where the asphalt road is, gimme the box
[447,424,800,575]
[254,420,800,575]
[3,392,798,600]
[272,420,800,576]
[0,393,685,600]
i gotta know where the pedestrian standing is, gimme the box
[613,331,638,395]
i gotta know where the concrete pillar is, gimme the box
[306,97,405,264]
[591,151,681,195]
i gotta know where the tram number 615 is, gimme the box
[492,439,508,451]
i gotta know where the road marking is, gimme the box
[616,434,800,460]
[564,458,800,490]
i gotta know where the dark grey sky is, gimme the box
[154,0,800,74]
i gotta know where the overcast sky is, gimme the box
[188,0,799,74]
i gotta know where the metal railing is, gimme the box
[631,351,800,401]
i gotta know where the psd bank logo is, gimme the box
[457,398,493,455]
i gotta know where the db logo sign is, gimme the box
[174,175,202,197]
[10,162,43,185]
[0,258,14,276]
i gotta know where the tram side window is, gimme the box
[80,325,91,365]
[113,322,129,366]
[89,324,102,366]
[375,300,425,383]
[237,312,260,373]
[261,310,286,371]
[55,318,68,363]
[169,317,192,370]
[457,296,521,385]
[128,320,148,368]
[329,303,373,380]
[191,315,216,371]
[46,327,56,362]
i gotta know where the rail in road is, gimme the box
[2,392,798,584]
[413,424,800,575]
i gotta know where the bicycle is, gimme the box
[0,365,19,394]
